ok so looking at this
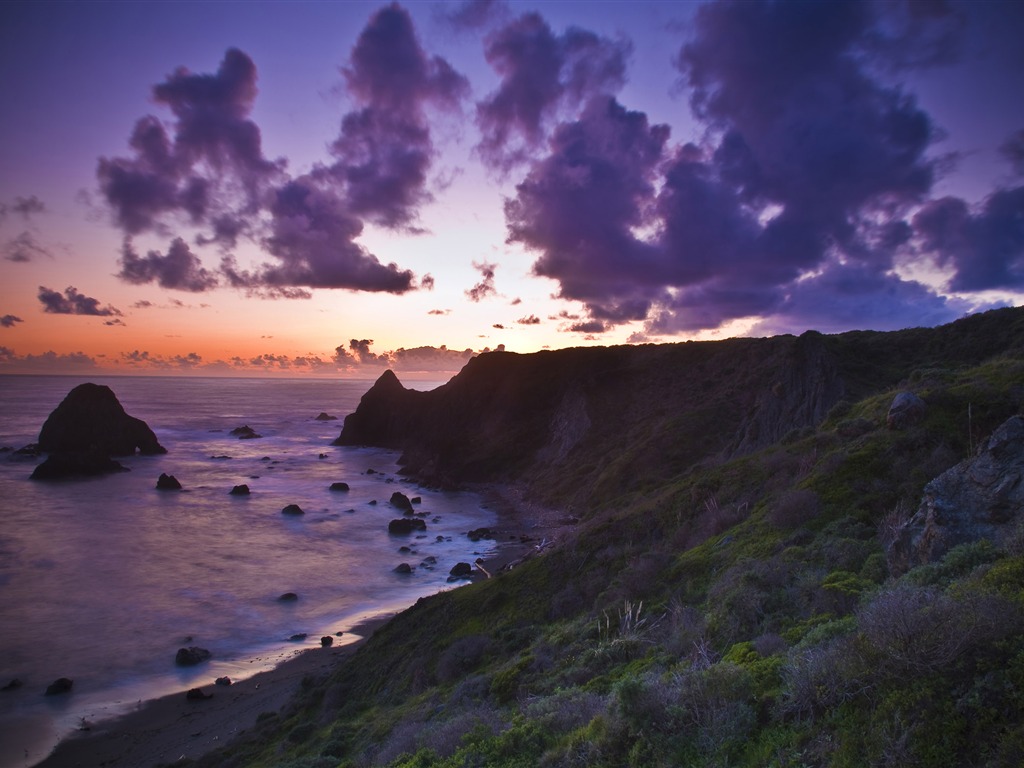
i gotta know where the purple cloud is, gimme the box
[476,13,630,170]
[503,1,975,335]
[913,188,1024,291]
[516,314,540,325]
[118,237,219,291]
[465,260,498,301]
[1,314,23,328]
[38,286,122,317]
[0,195,46,221]
[3,231,53,262]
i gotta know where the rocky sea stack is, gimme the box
[38,383,166,456]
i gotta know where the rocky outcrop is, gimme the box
[390,491,414,513]
[887,391,927,430]
[156,473,182,490]
[37,383,166,456]
[888,415,1024,573]
[30,452,128,480]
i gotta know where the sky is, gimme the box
[1,0,1022,379]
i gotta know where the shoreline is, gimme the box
[21,483,574,768]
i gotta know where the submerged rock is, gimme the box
[30,452,128,480]
[37,383,166,456]
[45,678,73,696]
[329,482,350,492]
[388,518,427,535]
[230,425,262,440]
[278,592,299,602]
[393,562,413,574]
[315,412,338,421]
[281,504,304,515]
[175,647,212,666]
[229,484,250,495]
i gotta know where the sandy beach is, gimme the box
[18,485,573,768]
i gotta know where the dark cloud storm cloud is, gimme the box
[3,231,53,262]
[38,286,122,316]
[465,260,498,301]
[503,0,988,335]
[100,6,466,297]
[118,237,219,291]
[476,12,631,170]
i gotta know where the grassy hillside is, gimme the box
[194,308,1024,768]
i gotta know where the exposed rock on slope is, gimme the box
[37,383,166,456]
[889,415,1024,573]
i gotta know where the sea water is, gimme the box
[0,374,496,767]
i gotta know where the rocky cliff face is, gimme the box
[336,333,847,504]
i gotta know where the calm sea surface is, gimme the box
[0,374,496,767]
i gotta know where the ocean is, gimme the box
[0,374,497,767]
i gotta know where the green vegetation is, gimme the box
[191,309,1024,768]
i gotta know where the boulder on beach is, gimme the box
[37,383,166,456]
[388,518,427,535]
[321,636,334,646]
[282,504,304,515]
[215,676,232,686]
[449,562,474,579]
[229,484,250,495]
[230,425,262,440]
[45,677,74,696]
[467,527,495,542]
[156,472,182,490]
[175,646,212,666]
[186,687,213,700]
[30,451,129,480]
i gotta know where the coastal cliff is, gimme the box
[336,306,1024,510]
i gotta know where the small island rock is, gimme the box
[175,647,212,666]
[37,383,166,456]
[156,473,182,490]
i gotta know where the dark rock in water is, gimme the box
[887,391,927,430]
[281,504,304,515]
[449,562,474,579]
[175,647,212,666]
[30,452,129,480]
[388,518,427,535]
[411,496,422,505]
[289,633,307,641]
[215,676,232,686]
[320,636,334,646]
[467,527,495,542]
[888,415,1024,574]
[38,383,166,456]
[278,592,298,602]
[329,482,350,492]
[390,491,414,513]
[229,484,250,495]
[45,678,73,696]
[156,472,182,490]
[368,499,377,506]
[230,425,262,440]
[186,687,213,700]
[10,444,41,461]
[315,412,338,421]
[2,678,23,691]
[393,562,413,574]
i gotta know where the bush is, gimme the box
[436,635,493,683]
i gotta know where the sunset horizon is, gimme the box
[2,0,1022,379]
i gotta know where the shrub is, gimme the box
[769,489,820,528]
[436,635,493,683]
